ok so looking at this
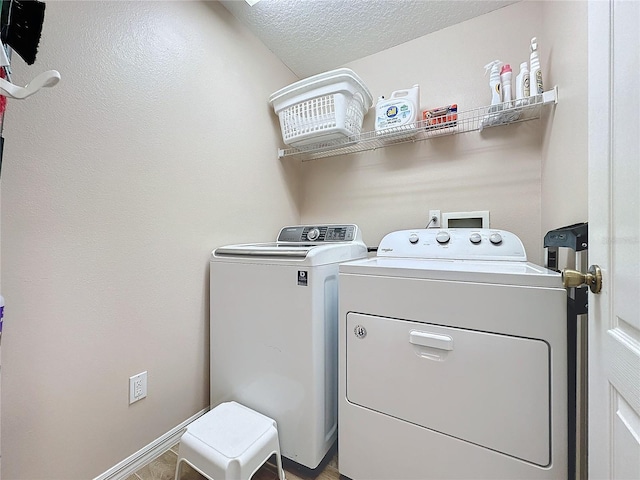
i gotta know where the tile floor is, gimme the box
[127,443,339,480]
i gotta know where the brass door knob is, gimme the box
[562,265,602,294]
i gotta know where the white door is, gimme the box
[588,1,640,479]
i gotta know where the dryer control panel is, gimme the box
[377,228,527,262]
[277,224,360,243]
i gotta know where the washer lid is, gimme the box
[214,242,312,258]
[211,224,367,265]
[212,241,367,266]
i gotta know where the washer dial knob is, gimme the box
[436,231,451,244]
[489,233,503,245]
[307,228,320,241]
[470,233,482,244]
[409,233,419,244]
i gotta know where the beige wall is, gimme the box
[0,2,298,478]
[541,0,588,239]
[300,0,588,265]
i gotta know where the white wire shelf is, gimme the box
[277,86,558,161]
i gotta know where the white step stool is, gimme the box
[174,401,286,480]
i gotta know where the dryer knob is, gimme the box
[409,233,419,244]
[470,233,482,244]
[307,228,320,241]
[436,231,450,244]
[490,233,503,245]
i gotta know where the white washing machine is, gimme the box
[210,224,367,469]
[338,228,568,479]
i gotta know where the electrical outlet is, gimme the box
[129,371,147,404]
[429,210,441,228]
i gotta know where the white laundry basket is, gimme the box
[269,68,373,150]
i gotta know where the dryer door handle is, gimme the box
[409,330,454,351]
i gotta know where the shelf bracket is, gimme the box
[542,85,558,105]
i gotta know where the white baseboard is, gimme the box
[94,407,209,480]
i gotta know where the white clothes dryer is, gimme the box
[338,228,568,479]
[210,224,367,469]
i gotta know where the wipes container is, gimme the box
[375,84,420,137]
[423,104,458,131]
[269,68,373,150]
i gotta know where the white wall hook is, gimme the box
[0,69,60,99]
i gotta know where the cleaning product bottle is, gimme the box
[500,64,513,106]
[530,37,544,95]
[515,61,530,104]
[481,60,503,130]
[375,84,420,137]
[485,60,502,107]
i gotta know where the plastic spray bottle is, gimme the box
[481,60,503,129]
[530,37,544,95]
[485,60,502,107]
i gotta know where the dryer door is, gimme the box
[346,313,550,466]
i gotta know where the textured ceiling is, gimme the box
[219,0,520,78]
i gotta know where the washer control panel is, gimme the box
[277,224,360,243]
[376,228,526,261]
